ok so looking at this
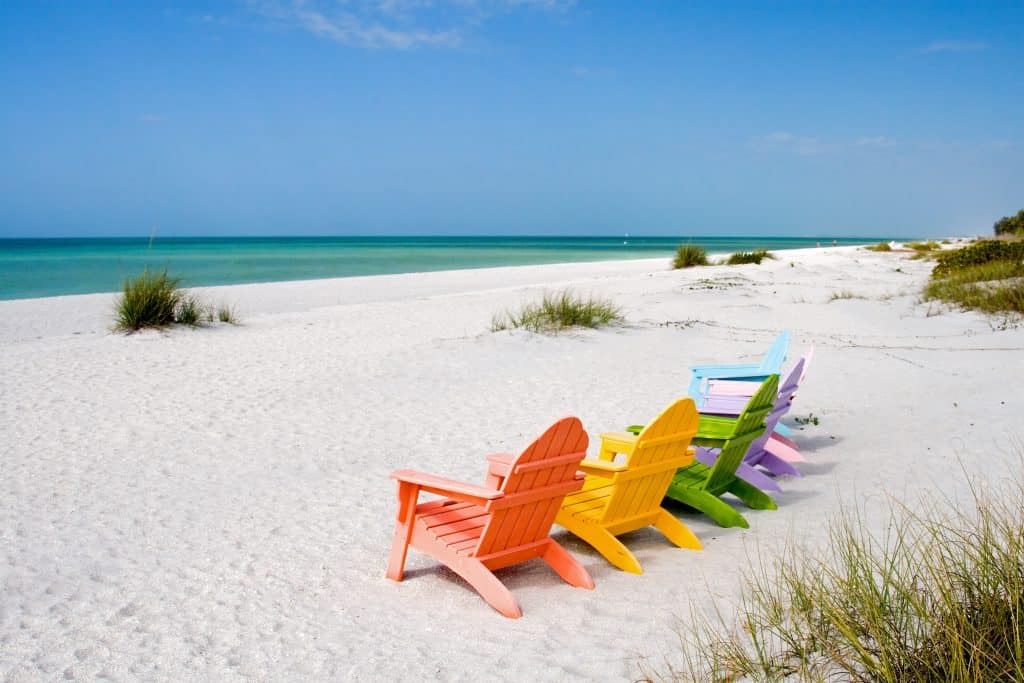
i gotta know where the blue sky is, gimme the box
[0,1,1021,238]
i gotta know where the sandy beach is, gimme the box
[2,244,1022,681]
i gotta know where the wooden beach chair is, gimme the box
[703,347,814,445]
[696,358,805,491]
[687,330,790,404]
[386,416,593,619]
[555,398,701,574]
[630,375,779,528]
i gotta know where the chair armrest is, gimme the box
[578,458,627,476]
[690,363,764,377]
[484,453,516,488]
[391,469,502,503]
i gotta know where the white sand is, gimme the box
[2,245,1022,681]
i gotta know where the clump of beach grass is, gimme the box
[491,289,623,333]
[114,268,239,332]
[828,290,864,302]
[673,244,709,269]
[175,294,205,327]
[217,304,238,324]
[864,241,893,252]
[642,465,1024,682]
[906,240,943,260]
[923,239,1024,316]
[114,269,183,331]
[725,249,774,265]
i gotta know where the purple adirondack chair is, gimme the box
[695,358,805,492]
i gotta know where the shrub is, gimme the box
[176,295,204,327]
[931,240,1024,278]
[113,269,238,332]
[993,209,1024,236]
[726,250,774,265]
[217,304,238,324]
[923,261,1024,315]
[644,467,1024,682]
[673,244,709,269]
[907,240,941,252]
[865,242,893,252]
[491,289,623,333]
[114,269,182,331]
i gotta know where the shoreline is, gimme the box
[1,245,864,343]
[0,236,906,303]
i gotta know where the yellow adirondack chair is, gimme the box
[555,398,701,574]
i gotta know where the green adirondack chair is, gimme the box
[627,374,779,529]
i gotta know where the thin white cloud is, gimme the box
[295,7,461,49]
[919,40,989,54]
[252,0,573,50]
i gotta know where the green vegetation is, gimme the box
[113,268,239,332]
[491,289,623,333]
[672,243,709,269]
[175,295,204,327]
[993,208,1024,236]
[925,239,1024,316]
[828,290,863,302]
[725,249,774,265]
[217,304,238,324]
[114,269,183,331]
[644,468,1024,682]
[793,413,820,426]
[924,261,1024,315]
[864,241,893,252]
[906,240,943,260]
[932,239,1024,278]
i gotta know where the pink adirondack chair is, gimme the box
[386,416,594,619]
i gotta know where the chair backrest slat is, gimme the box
[757,330,790,373]
[475,417,588,556]
[601,398,698,524]
[703,375,779,492]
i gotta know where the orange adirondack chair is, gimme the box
[386,416,594,618]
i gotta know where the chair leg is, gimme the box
[385,483,419,581]
[759,452,801,478]
[452,559,522,619]
[768,434,802,458]
[653,508,702,550]
[726,478,777,511]
[562,518,643,574]
[665,486,749,529]
[774,422,794,438]
[541,539,595,589]
[765,437,804,464]
[736,462,782,493]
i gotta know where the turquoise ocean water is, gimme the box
[0,235,882,301]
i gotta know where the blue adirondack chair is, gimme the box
[687,330,790,405]
[695,358,805,492]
